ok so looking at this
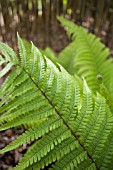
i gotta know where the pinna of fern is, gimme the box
[0,33,113,170]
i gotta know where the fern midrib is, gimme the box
[19,65,99,169]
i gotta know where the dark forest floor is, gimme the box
[0,128,26,169]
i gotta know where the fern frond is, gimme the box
[58,17,113,98]
[0,35,113,169]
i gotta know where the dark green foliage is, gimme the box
[0,18,113,170]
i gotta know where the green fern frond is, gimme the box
[0,34,113,170]
[58,17,113,95]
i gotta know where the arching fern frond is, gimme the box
[58,17,113,99]
[0,35,113,170]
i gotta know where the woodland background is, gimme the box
[0,0,113,169]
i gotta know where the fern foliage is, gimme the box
[0,20,113,170]
[58,17,113,95]
[57,16,113,112]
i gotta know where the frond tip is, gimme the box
[0,32,113,170]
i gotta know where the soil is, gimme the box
[0,128,27,169]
